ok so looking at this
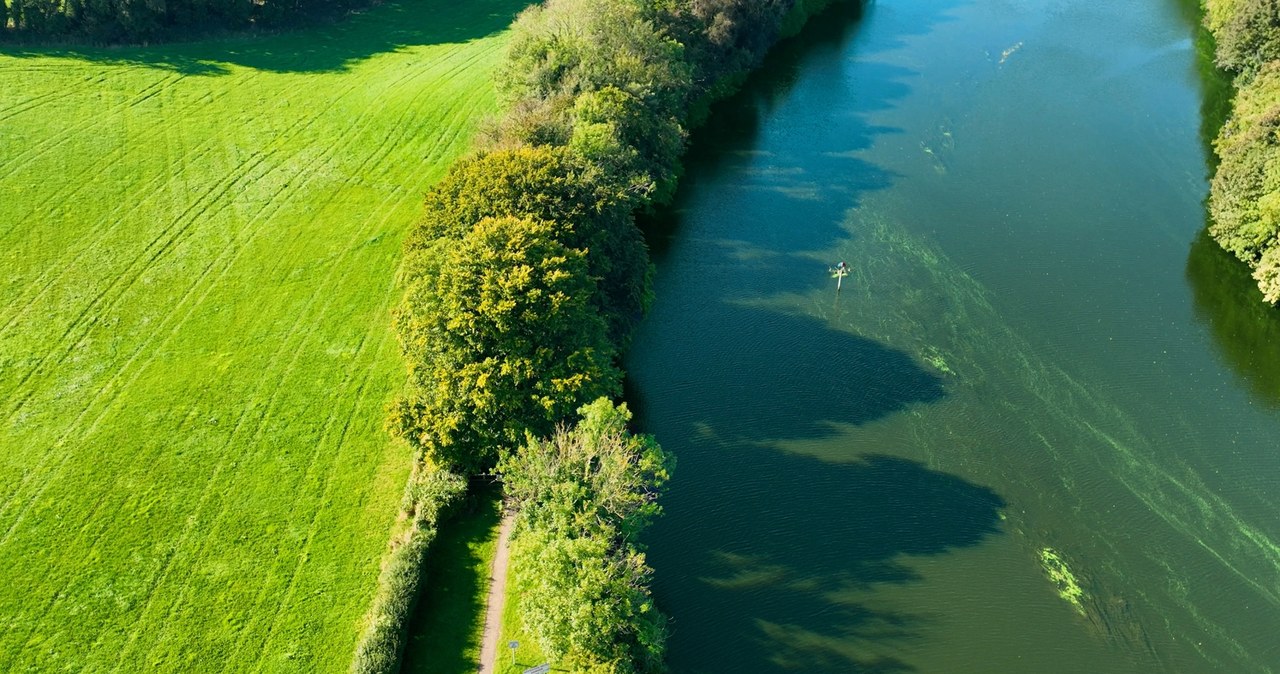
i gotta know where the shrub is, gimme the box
[500,398,672,674]
[350,469,466,674]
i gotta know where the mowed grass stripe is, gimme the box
[122,69,501,672]
[226,83,501,664]
[0,71,276,331]
[0,0,527,669]
[5,54,504,674]
[3,63,471,674]
[0,30,501,565]
[0,34,496,527]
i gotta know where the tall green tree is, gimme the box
[1216,0,1280,76]
[500,398,672,673]
[411,146,653,344]
[392,216,621,473]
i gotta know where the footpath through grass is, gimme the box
[0,1,525,669]
[400,485,502,674]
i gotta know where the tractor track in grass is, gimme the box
[0,74,270,327]
[0,5,519,666]
[128,74,490,670]
[0,61,387,525]
[5,47,501,668]
[0,71,186,181]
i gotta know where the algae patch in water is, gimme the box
[1040,547,1086,614]
[921,346,954,375]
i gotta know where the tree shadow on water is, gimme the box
[633,301,945,445]
[645,446,1005,673]
[642,0,968,264]
[1186,227,1280,408]
[0,0,527,75]
[624,303,968,669]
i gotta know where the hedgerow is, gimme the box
[350,468,466,674]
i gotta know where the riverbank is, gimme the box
[1203,0,1280,304]
[372,1,865,672]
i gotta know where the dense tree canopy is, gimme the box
[411,146,653,344]
[0,0,354,42]
[1216,0,1280,76]
[1206,0,1280,305]
[500,398,672,674]
[392,216,621,473]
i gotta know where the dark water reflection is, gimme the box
[642,448,1004,674]
[1187,228,1280,407]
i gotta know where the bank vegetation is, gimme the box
[358,0,857,672]
[1204,0,1280,304]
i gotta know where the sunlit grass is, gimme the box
[0,1,525,669]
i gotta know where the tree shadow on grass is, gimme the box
[401,483,502,674]
[0,0,528,75]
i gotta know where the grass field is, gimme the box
[0,1,525,669]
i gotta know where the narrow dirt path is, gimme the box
[477,510,515,673]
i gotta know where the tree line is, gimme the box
[0,0,357,42]
[1204,0,1280,304]
[364,1,854,672]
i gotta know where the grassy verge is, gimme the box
[401,484,504,674]
[0,1,525,669]
[496,553,555,674]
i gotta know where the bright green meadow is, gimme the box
[0,1,525,669]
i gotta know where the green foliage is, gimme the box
[499,399,672,674]
[570,85,687,201]
[1204,0,1280,305]
[488,0,695,204]
[497,0,691,119]
[393,216,622,473]
[1209,64,1280,269]
[1206,0,1245,33]
[351,469,468,674]
[413,146,654,344]
[0,0,348,41]
[1215,0,1280,76]
[1254,244,1280,301]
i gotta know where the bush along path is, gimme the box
[372,1,863,672]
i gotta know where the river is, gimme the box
[623,0,1280,671]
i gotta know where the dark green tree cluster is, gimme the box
[499,398,673,674]
[0,0,352,42]
[1206,0,1280,304]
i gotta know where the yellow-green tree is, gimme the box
[411,146,653,344]
[392,216,621,473]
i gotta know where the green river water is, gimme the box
[623,0,1280,671]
